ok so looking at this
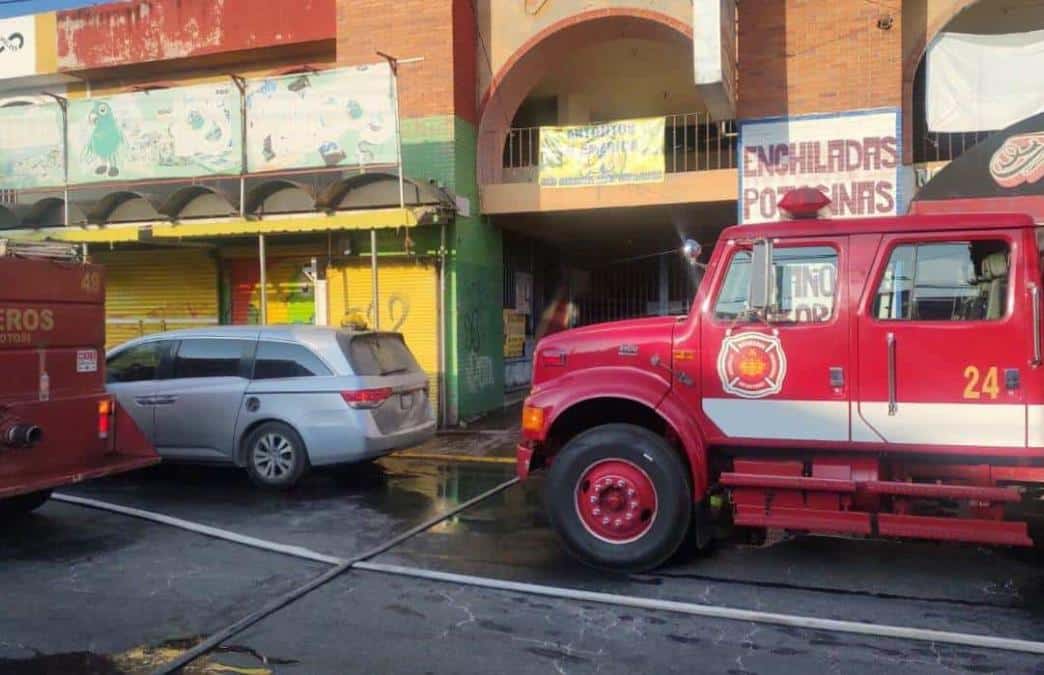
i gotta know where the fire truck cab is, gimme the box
[519,189,1044,571]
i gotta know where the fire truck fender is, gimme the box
[530,367,671,442]
[656,390,709,498]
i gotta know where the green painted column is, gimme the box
[402,115,505,424]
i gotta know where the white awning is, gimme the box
[927,29,1044,133]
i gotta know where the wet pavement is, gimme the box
[2,451,1043,674]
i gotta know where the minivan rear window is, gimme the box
[339,333,422,376]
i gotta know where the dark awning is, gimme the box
[910,112,1044,221]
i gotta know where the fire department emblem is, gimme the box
[716,331,787,399]
[990,132,1044,188]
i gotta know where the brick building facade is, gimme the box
[0,0,1036,422]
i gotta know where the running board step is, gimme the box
[734,508,1033,546]
[720,473,1022,503]
[734,506,872,535]
[862,480,1021,503]
[877,514,1032,547]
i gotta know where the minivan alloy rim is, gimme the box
[253,433,295,479]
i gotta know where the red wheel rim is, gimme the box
[574,459,657,544]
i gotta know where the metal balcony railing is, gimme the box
[501,113,738,183]
[915,129,995,164]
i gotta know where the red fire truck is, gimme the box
[0,240,158,516]
[518,189,1044,571]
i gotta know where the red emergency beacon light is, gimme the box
[778,187,831,219]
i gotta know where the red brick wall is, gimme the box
[337,0,476,123]
[738,0,902,120]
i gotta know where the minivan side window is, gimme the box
[107,341,173,383]
[173,339,250,379]
[253,341,332,379]
[714,246,839,323]
[872,241,1010,321]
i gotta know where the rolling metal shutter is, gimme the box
[326,259,440,415]
[93,249,218,349]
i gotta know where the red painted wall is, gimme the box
[57,0,335,71]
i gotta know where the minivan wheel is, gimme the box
[244,422,309,490]
[546,424,691,572]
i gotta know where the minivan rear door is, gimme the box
[340,332,433,433]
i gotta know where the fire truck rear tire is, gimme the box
[546,424,692,572]
[0,490,52,516]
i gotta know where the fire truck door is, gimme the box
[698,237,851,443]
[855,232,1027,448]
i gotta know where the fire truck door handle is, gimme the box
[152,396,178,406]
[1032,285,1041,366]
[134,396,155,407]
[886,332,897,415]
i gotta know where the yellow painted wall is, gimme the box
[93,248,219,349]
[34,13,58,75]
[326,259,440,413]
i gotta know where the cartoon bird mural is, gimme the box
[84,102,123,178]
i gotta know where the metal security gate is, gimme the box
[571,253,699,328]
[93,248,219,349]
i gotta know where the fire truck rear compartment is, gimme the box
[720,458,1035,547]
[0,394,157,499]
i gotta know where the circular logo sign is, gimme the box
[716,332,787,399]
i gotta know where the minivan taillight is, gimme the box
[98,398,113,439]
[341,388,393,409]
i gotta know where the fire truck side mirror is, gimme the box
[682,239,702,265]
[749,238,773,312]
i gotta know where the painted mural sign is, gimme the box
[245,64,397,173]
[67,83,242,184]
[739,109,900,223]
[539,117,666,188]
[0,102,64,190]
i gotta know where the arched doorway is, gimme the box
[905,0,1044,164]
[477,8,695,185]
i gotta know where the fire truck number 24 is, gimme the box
[963,365,1001,400]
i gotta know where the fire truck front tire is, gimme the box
[0,490,52,516]
[546,424,692,572]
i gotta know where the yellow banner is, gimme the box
[539,117,665,188]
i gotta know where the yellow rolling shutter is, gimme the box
[93,249,218,349]
[327,259,440,414]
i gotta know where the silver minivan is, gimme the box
[105,326,435,489]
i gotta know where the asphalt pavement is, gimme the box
[1,432,1043,674]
